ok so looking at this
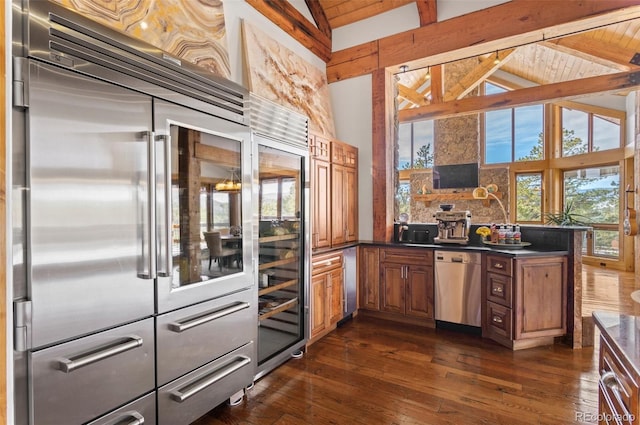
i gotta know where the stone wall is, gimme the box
[406,58,510,224]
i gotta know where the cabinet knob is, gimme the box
[493,286,504,294]
[492,315,503,324]
[493,263,504,269]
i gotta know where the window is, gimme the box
[561,107,621,156]
[398,120,434,169]
[515,173,543,223]
[484,83,544,164]
[564,165,620,258]
[260,177,298,219]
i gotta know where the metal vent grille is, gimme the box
[27,1,247,124]
[250,95,309,148]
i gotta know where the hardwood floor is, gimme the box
[194,316,600,425]
[582,264,640,317]
[193,264,639,425]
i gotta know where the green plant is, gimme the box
[544,201,590,226]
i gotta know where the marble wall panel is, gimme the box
[53,0,231,78]
[242,21,335,138]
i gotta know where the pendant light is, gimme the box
[215,168,241,192]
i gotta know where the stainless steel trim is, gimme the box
[156,133,172,277]
[57,335,144,373]
[167,302,251,333]
[170,356,251,402]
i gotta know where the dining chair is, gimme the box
[203,231,241,270]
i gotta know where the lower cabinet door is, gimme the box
[87,392,156,425]
[158,342,254,425]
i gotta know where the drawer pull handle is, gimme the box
[170,356,251,402]
[315,256,342,267]
[57,335,143,373]
[493,263,504,269]
[493,286,504,294]
[115,412,145,425]
[601,370,630,413]
[168,302,250,333]
[492,316,503,324]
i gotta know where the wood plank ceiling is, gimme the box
[250,0,640,111]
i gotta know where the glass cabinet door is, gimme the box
[257,144,305,364]
[168,124,244,287]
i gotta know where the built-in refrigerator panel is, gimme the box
[25,60,155,349]
[153,100,254,314]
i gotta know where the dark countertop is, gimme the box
[593,311,640,377]
[313,240,568,257]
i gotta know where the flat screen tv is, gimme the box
[433,162,479,189]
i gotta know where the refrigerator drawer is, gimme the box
[158,342,254,425]
[86,391,156,425]
[30,318,155,425]
[156,289,255,385]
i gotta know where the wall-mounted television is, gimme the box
[433,162,479,189]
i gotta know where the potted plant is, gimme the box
[544,201,590,226]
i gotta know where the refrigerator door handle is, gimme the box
[170,356,251,402]
[167,302,251,333]
[56,335,144,373]
[138,130,156,279]
[156,133,172,277]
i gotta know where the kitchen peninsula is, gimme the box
[315,224,588,350]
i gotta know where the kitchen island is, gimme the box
[593,311,640,422]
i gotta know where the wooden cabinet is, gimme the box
[310,251,344,342]
[359,246,380,311]
[484,254,567,350]
[309,133,358,249]
[310,135,331,249]
[359,246,434,324]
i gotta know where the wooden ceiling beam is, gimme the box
[443,49,516,101]
[399,69,640,122]
[305,0,332,39]
[327,0,640,83]
[397,83,427,106]
[415,0,437,27]
[544,34,639,71]
[246,0,332,62]
[321,0,415,29]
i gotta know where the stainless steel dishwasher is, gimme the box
[434,250,482,328]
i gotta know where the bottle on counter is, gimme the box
[514,225,521,244]
[505,225,514,244]
[498,226,506,244]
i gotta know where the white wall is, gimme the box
[329,75,374,239]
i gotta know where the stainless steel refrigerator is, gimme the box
[12,2,256,424]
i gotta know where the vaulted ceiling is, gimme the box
[248,0,640,114]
